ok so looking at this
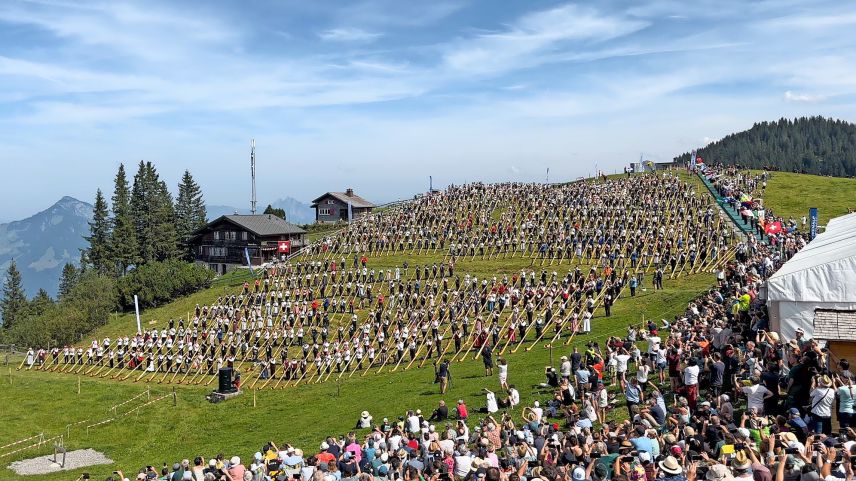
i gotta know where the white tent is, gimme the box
[766,212,856,341]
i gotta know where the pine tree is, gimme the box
[0,260,27,329]
[131,160,153,263]
[110,163,139,275]
[83,189,112,275]
[29,288,54,316]
[263,204,287,220]
[130,161,179,263]
[152,176,179,262]
[174,170,208,261]
[58,263,79,299]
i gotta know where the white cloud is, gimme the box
[783,90,826,103]
[318,27,383,42]
[443,4,648,75]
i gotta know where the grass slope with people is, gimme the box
[1,269,712,481]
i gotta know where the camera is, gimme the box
[735,443,746,450]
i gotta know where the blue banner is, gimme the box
[244,247,255,274]
[809,207,818,240]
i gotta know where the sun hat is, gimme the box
[362,411,370,418]
[230,456,241,466]
[705,463,735,481]
[381,453,389,462]
[572,467,586,481]
[254,452,263,461]
[173,463,181,471]
[208,460,217,467]
[320,442,329,450]
[732,453,751,470]
[658,456,682,475]
[663,434,677,444]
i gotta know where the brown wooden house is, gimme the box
[189,214,306,274]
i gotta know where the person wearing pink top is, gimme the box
[456,399,468,421]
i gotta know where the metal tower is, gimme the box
[250,139,257,215]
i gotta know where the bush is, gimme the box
[117,260,214,310]
[3,271,117,347]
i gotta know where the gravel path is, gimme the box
[8,448,113,476]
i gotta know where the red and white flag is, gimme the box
[277,240,291,253]
[765,221,783,235]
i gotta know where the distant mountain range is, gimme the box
[208,197,315,225]
[0,196,93,297]
[0,195,313,299]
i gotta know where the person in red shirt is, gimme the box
[316,443,335,465]
[456,400,468,421]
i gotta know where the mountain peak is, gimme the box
[58,195,82,204]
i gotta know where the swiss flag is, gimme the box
[765,221,783,235]
[277,240,291,253]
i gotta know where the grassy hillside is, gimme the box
[1,272,712,481]
[757,170,856,225]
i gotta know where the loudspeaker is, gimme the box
[218,367,234,393]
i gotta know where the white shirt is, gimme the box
[683,365,700,386]
[636,364,651,383]
[741,384,771,413]
[647,336,661,354]
[616,354,631,373]
[407,415,421,433]
[509,388,520,407]
[810,387,836,417]
[486,392,498,413]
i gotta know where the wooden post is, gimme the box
[77,376,81,395]
[253,388,257,407]
[173,387,177,406]
[8,367,11,385]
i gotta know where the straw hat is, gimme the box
[658,456,682,475]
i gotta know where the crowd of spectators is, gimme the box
[77,170,849,481]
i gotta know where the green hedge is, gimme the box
[117,260,214,310]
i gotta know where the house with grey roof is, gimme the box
[188,214,306,274]
[311,188,376,223]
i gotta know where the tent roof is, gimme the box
[766,212,856,303]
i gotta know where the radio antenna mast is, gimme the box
[250,139,257,215]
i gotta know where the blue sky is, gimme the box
[1,0,855,219]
